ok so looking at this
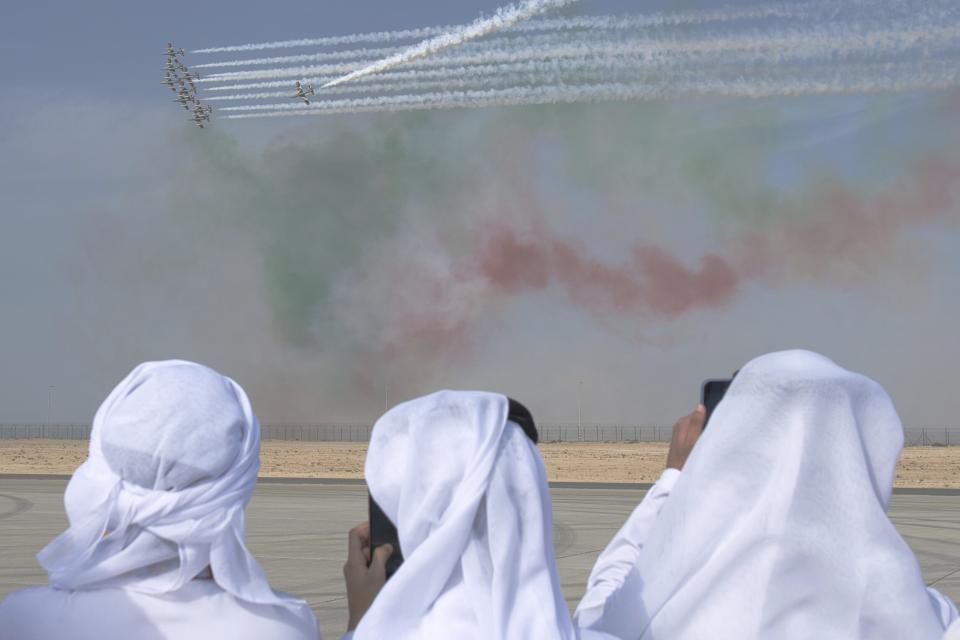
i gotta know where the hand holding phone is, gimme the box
[344,521,393,631]
[700,379,732,428]
[368,495,403,580]
[666,405,706,470]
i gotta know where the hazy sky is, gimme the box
[0,0,957,427]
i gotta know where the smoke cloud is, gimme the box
[734,156,960,281]
[2,88,958,425]
[475,219,739,316]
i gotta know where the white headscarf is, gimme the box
[37,360,306,613]
[631,350,947,638]
[354,390,579,640]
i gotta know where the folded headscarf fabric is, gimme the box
[354,390,593,640]
[37,360,306,613]
[621,350,952,638]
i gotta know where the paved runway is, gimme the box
[2,477,959,639]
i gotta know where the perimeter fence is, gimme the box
[1,423,959,445]
[259,424,674,442]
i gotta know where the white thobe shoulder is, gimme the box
[945,616,960,640]
[0,580,319,640]
[574,468,680,639]
[931,587,959,632]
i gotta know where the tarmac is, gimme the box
[1,476,958,639]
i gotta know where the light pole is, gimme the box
[577,380,583,441]
[48,385,55,426]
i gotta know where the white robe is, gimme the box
[349,390,615,640]
[575,350,959,640]
[946,619,960,639]
[578,469,958,638]
[0,361,318,640]
[575,468,680,638]
[0,580,317,640]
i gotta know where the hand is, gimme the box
[666,405,706,471]
[343,521,393,631]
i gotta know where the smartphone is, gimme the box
[507,397,538,443]
[368,495,403,579]
[700,378,732,428]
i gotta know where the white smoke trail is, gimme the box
[203,63,649,101]
[193,29,629,71]
[190,0,901,54]
[206,91,301,101]
[204,38,960,98]
[197,21,960,85]
[207,79,336,92]
[207,41,869,92]
[204,46,856,102]
[196,30,633,83]
[191,1,871,70]
[193,25,451,55]
[221,64,960,119]
[320,0,579,89]
[198,59,372,83]
[203,57,626,92]
[192,45,407,69]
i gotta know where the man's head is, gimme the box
[39,360,301,614]
[98,363,245,491]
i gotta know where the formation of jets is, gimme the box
[163,43,319,123]
[294,81,316,105]
[163,42,209,128]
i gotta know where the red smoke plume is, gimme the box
[739,156,960,276]
[475,219,740,316]
[350,155,959,379]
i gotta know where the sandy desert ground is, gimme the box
[1,439,957,487]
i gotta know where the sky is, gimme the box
[0,0,957,427]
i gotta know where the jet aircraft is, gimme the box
[173,90,195,109]
[294,80,316,105]
[191,103,211,127]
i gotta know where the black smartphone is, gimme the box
[368,495,403,580]
[507,397,538,444]
[700,378,732,428]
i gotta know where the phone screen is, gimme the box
[701,379,732,428]
[369,495,403,579]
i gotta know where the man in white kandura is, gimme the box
[340,390,617,640]
[575,349,959,640]
[0,360,319,640]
